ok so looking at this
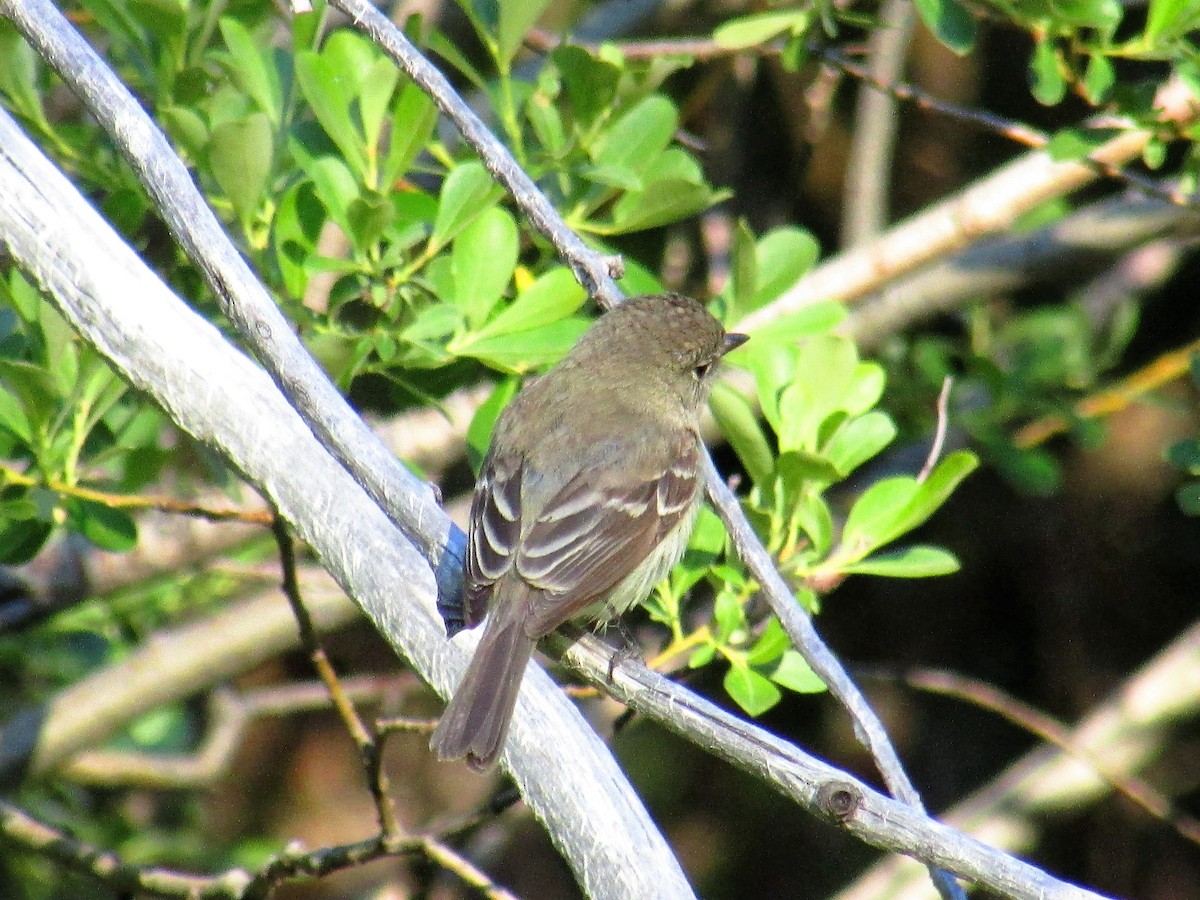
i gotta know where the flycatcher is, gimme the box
[430,293,748,770]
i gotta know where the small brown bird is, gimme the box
[430,293,747,770]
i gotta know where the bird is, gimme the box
[430,293,748,770]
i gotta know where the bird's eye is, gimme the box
[693,362,711,379]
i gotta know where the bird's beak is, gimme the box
[721,332,749,356]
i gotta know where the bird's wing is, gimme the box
[463,453,523,629]
[516,434,701,636]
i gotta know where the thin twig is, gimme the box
[422,838,521,900]
[869,665,1200,846]
[0,465,273,524]
[1014,336,1200,447]
[833,620,1200,900]
[376,715,440,735]
[919,377,954,483]
[271,517,399,840]
[0,793,512,900]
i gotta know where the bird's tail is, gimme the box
[429,608,536,771]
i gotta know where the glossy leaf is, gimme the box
[709,382,774,487]
[824,411,897,477]
[452,207,519,327]
[912,0,976,55]
[497,0,551,66]
[713,10,809,49]
[382,83,436,189]
[466,267,586,341]
[604,179,716,234]
[724,664,781,715]
[592,95,677,174]
[1029,39,1067,106]
[453,317,590,373]
[841,477,921,556]
[432,162,503,248]
[68,499,138,553]
[553,43,621,127]
[751,227,820,311]
[841,545,962,577]
[769,651,826,693]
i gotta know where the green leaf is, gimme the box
[6,270,41,322]
[160,104,208,157]
[466,377,520,473]
[383,83,437,188]
[402,303,461,343]
[989,442,1062,495]
[795,491,834,556]
[592,95,677,174]
[1082,54,1115,104]
[713,10,810,50]
[360,59,400,152]
[1175,481,1200,516]
[769,651,826,693]
[0,384,32,442]
[453,317,590,373]
[218,17,282,124]
[842,477,920,556]
[745,618,790,666]
[752,227,820,311]
[824,411,896,477]
[465,267,587,341]
[0,19,49,129]
[745,342,799,436]
[881,451,978,545]
[688,644,716,668]
[604,179,717,234]
[432,162,503,248]
[742,304,846,344]
[1045,127,1124,162]
[302,151,357,236]
[497,0,551,67]
[777,450,842,490]
[1145,0,1200,43]
[451,207,519,327]
[688,506,727,557]
[208,112,273,228]
[777,336,858,452]
[724,664,782,716]
[843,362,887,416]
[295,50,369,181]
[841,545,962,577]
[729,219,758,319]
[711,588,744,642]
[1029,39,1067,106]
[68,499,138,552]
[911,0,977,55]
[273,180,325,297]
[0,515,52,565]
[1166,438,1200,474]
[426,26,490,93]
[345,190,395,249]
[526,89,567,157]
[709,382,774,487]
[553,44,621,127]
